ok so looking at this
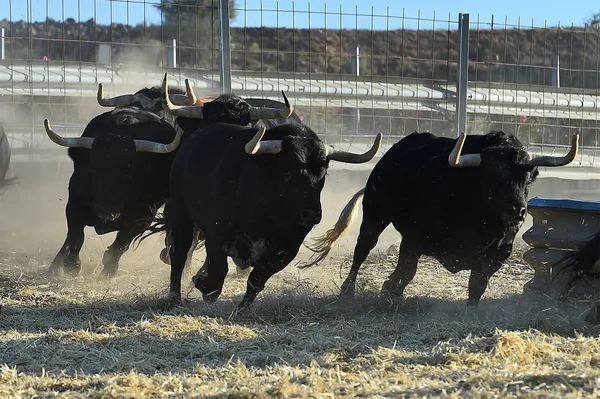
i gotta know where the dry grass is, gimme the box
[1,243,600,398]
[1,170,600,398]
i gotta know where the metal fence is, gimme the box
[1,0,600,167]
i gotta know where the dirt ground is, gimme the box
[0,161,599,398]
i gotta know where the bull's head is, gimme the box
[97,79,197,115]
[160,73,293,131]
[243,126,383,228]
[448,131,579,230]
[44,119,182,221]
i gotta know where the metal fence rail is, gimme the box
[0,0,599,167]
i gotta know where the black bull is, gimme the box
[45,77,293,278]
[301,130,579,306]
[138,122,382,311]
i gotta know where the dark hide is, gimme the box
[245,98,303,128]
[0,124,16,190]
[174,94,254,134]
[157,122,330,310]
[337,131,540,305]
[552,231,600,300]
[130,85,187,125]
[48,108,181,278]
[159,95,303,267]
[174,95,302,133]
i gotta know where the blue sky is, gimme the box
[0,0,598,30]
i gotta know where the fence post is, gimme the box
[551,54,560,87]
[350,46,360,135]
[0,28,5,60]
[218,0,232,94]
[456,13,470,137]
[167,39,177,68]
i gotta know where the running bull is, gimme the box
[301,130,579,306]
[139,121,382,311]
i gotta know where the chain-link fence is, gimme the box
[0,0,599,167]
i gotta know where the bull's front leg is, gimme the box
[236,250,299,312]
[48,200,88,277]
[467,259,503,307]
[193,235,228,303]
[99,220,152,279]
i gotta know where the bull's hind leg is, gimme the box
[168,215,195,304]
[47,201,87,277]
[340,209,391,297]
[380,239,420,297]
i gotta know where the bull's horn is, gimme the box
[185,78,198,105]
[530,134,579,167]
[161,73,205,118]
[167,78,197,106]
[44,119,95,149]
[248,90,294,121]
[133,130,184,154]
[325,132,383,164]
[97,83,136,107]
[245,127,282,155]
[448,132,482,168]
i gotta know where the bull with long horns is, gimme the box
[300,130,580,307]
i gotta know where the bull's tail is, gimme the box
[551,230,600,289]
[130,212,169,251]
[298,188,365,269]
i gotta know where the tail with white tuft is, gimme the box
[299,188,365,268]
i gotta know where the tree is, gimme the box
[155,0,237,68]
[585,12,600,27]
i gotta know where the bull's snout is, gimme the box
[299,207,322,226]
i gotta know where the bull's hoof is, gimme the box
[462,304,480,322]
[160,248,170,265]
[234,302,252,315]
[45,266,63,277]
[167,292,183,307]
[380,280,403,297]
[583,306,600,324]
[98,268,118,280]
[201,290,221,303]
[339,279,356,297]
[63,266,82,279]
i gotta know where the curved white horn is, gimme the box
[448,132,482,168]
[184,78,198,105]
[161,73,204,118]
[44,119,94,149]
[530,134,579,167]
[248,90,294,121]
[325,132,383,164]
[168,79,196,106]
[97,83,135,107]
[245,127,283,155]
[133,130,184,154]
